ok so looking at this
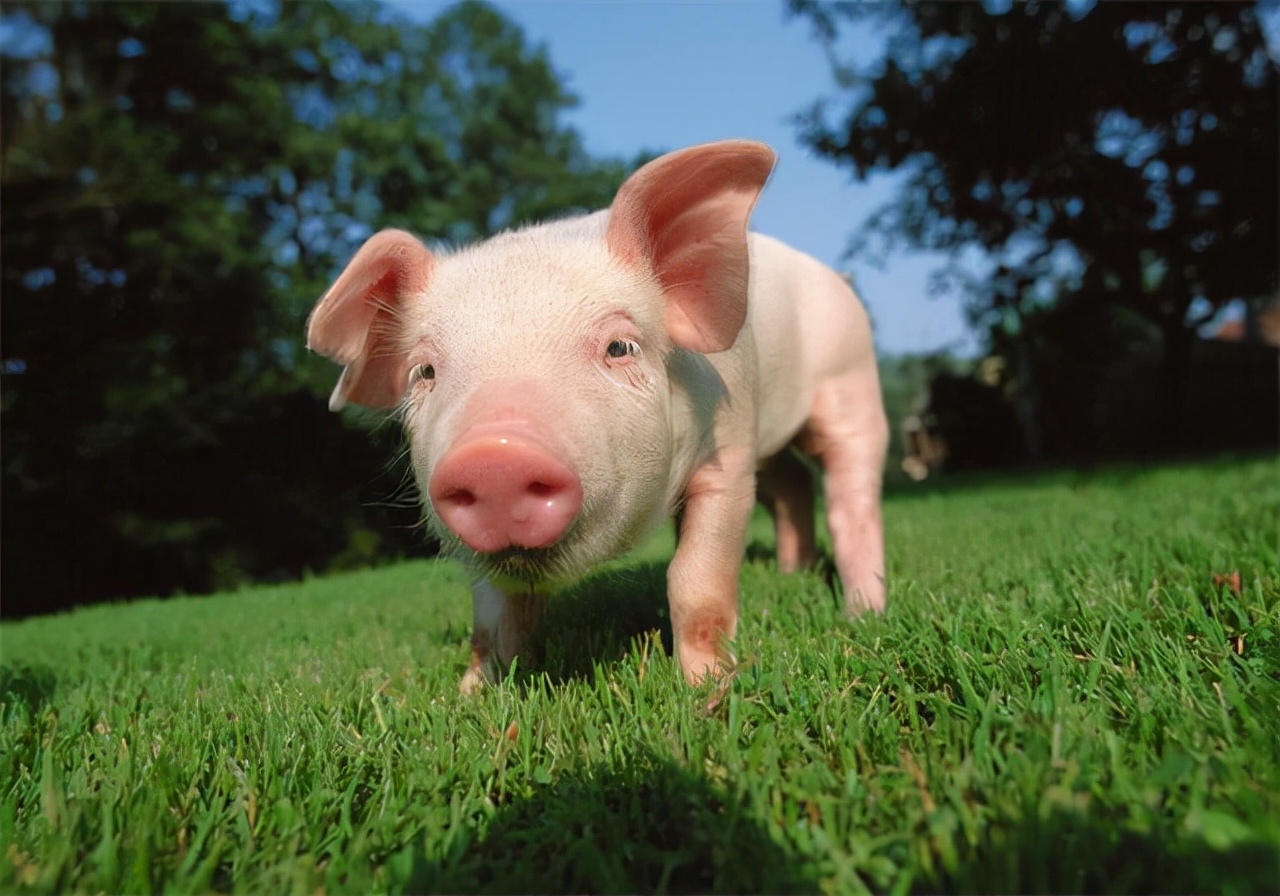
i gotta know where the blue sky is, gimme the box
[388,0,979,357]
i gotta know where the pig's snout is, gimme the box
[429,430,582,554]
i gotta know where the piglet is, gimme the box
[306,140,887,692]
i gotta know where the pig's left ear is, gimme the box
[606,140,776,354]
[306,229,434,411]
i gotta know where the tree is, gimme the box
[791,0,1278,455]
[1,1,628,617]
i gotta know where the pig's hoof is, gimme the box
[680,646,738,686]
[459,665,490,695]
[843,579,887,616]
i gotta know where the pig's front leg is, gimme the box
[459,578,547,694]
[667,449,757,683]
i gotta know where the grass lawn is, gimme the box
[2,455,1277,894]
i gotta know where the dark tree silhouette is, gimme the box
[1,1,629,617]
[791,1,1277,455]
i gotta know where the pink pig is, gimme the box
[307,140,887,692]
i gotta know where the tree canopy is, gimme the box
[791,0,1277,458]
[1,0,630,617]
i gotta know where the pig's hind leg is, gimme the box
[800,371,888,615]
[756,448,819,574]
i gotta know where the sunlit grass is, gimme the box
[3,456,1277,894]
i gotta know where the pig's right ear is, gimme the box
[306,229,434,411]
[606,140,776,354]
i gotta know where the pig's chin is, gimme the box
[430,510,630,589]
[436,531,584,588]
[477,546,568,585]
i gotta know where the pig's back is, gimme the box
[744,233,876,459]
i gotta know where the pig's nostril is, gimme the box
[528,481,558,498]
[428,435,583,553]
[444,489,477,507]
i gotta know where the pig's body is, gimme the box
[307,141,887,690]
[743,231,880,460]
[738,232,887,599]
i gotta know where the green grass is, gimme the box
[3,456,1278,894]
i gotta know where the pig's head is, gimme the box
[307,140,776,586]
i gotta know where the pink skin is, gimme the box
[306,140,888,693]
[429,422,583,553]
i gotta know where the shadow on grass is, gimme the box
[526,561,673,683]
[743,540,782,567]
[0,663,58,718]
[520,547,846,684]
[743,542,842,598]
[390,753,818,895]
[916,804,1279,895]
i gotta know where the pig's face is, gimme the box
[307,140,777,588]
[395,222,677,586]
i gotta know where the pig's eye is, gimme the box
[410,363,436,391]
[605,339,640,361]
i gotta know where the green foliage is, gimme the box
[793,1,1276,316]
[0,1,629,616]
[791,1,1279,457]
[3,457,1276,893]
